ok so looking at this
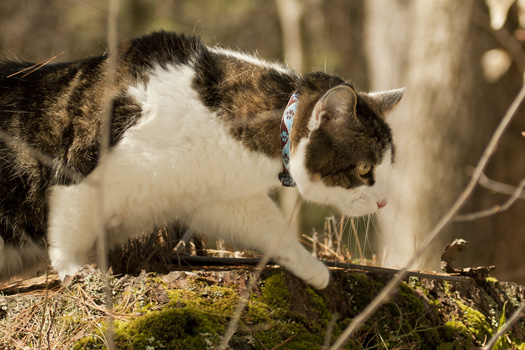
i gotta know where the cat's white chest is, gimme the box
[119,64,281,203]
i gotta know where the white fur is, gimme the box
[209,47,292,76]
[290,105,392,217]
[47,62,330,289]
[290,141,392,217]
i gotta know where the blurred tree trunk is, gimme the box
[365,0,525,283]
[275,0,304,235]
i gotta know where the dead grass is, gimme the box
[0,266,155,349]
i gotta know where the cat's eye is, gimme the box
[357,163,372,176]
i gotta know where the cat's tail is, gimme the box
[0,238,47,282]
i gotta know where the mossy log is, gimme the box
[1,266,524,349]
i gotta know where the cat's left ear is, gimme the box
[309,85,357,131]
[361,88,406,118]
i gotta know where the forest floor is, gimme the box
[1,259,525,350]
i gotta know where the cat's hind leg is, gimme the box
[189,194,330,289]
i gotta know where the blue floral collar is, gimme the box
[278,92,299,187]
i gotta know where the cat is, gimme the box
[0,31,404,289]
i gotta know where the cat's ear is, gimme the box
[309,85,357,131]
[361,88,406,118]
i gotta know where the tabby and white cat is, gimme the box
[0,32,403,289]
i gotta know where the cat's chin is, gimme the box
[338,204,381,218]
[296,180,382,217]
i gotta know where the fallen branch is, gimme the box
[172,255,468,283]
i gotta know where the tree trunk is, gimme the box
[275,0,305,235]
[365,0,525,282]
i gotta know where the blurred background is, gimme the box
[0,0,523,283]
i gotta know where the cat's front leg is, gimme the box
[190,195,330,289]
[47,184,97,280]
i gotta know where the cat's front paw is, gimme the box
[49,248,85,281]
[280,255,330,289]
[55,263,84,281]
[301,260,330,289]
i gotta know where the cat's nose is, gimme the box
[377,201,387,209]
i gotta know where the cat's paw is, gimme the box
[280,255,330,289]
[301,259,330,289]
[56,263,84,281]
[49,248,85,281]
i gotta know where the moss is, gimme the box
[443,281,453,297]
[345,272,376,313]
[114,281,240,349]
[485,277,498,284]
[436,340,469,350]
[445,319,470,337]
[73,333,105,350]
[114,306,226,349]
[456,301,493,342]
[67,269,524,349]
[305,286,331,325]
[261,273,291,310]
[246,295,271,324]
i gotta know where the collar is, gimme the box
[278,92,299,187]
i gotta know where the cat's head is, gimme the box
[289,82,404,217]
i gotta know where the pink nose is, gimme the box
[377,201,387,209]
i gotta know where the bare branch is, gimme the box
[466,166,525,199]
[455,178,525,221]
[217,241,281,349]
[95,0,121,349]
[217,194,304,349]
[330,83,525,349]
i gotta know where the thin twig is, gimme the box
[350,218,365,264]
[95,0,120,349]
[6,52,64,79]
[324,313,339,349]
[483,303,525,350]
[466,167,525,199]
[272,334,297,350]
[330,83,525,349]
[38,241,51,350]
[217,195,303,349]
[455,178,525,221]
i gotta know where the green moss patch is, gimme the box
[1,266,513,350]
